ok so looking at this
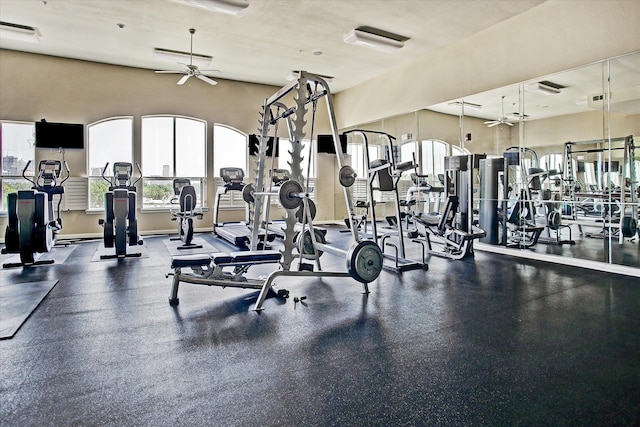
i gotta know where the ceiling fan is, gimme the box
[154,28,219,86]
[484,96,514,127]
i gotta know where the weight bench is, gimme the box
[168,250,287,305]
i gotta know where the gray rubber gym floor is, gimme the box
[1,230,639,426]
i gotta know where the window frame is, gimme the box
[86,116,134,212]
[213,124,248,209]
[1,120,37,213]
[141,115,207,210]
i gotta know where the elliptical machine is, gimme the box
[170,178,203,249]
[2,160,69,267]
[98,162,143,259]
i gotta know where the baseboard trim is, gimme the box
[474,243,640,278]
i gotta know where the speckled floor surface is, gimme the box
[1,231,639,426]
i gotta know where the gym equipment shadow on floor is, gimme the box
[0,280,58,339]
[90,242,149,262]
[161,237,219,256]
[1,244,77,269]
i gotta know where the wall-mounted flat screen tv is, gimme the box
[35,121,85,149]
[317,134,347,154]
[249,134,279,157]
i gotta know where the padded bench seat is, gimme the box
[223,250,281,265]
[171,250,281,269]
[171,253,215,269]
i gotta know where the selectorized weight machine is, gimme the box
[411,154,487,260]
[97,162,143,259]
[2,160,69,268]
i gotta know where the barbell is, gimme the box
[242,180,317,220]
[296,229,383,284]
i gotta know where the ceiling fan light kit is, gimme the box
[484,95,514,127]
[154,28,219,86]
[170,0,250,16]
[344,26,408,53]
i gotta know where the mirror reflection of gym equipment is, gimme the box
[344,129,426,273]
[2,160,69,268]
[410,154,487,259]
[562,136,638,242]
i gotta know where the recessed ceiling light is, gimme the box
[344,26,408,53]
[286,70,334,82]
[0,21,41,43]
[169,0,250,16]
[526,80,564,95]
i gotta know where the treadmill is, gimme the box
[213,167,274,248]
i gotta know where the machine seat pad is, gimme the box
[415,214,440,226]
[210,252,234,265]
[228,250,281,264]
[171,253,213,268]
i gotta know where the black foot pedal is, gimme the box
[298,263,314,272]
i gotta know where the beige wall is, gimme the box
[0,49,334,238]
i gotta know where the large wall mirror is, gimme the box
[430,50,640,269]
[346,50,639,271]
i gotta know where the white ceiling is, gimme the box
[1,0,638,123]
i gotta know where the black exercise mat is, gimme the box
[1,244,77,269]
[162,237,218,256]
[0,280,58,339]
[90,242,149,262]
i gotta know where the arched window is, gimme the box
[213,124,247,208]
[141,116,207,209]
[87,117,133,209]
[1,121,36,212]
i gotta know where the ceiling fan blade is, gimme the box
[196,74,218,86]
[486,122,500,128]
[505,121,514,126]
[198,69,221,75]
[177,74,190,85]
[155,70,185,74]
[483,120,497,125]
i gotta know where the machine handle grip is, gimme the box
[101,162,111,184]
[21,160,36,186]
[132,162,143,187]
[60,161,71,185]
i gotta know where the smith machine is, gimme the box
[167,72,383,310]
[563,135,638,242]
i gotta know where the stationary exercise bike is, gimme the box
[170,178,203,249]
[98,162,143,259]
[2,159,69,267]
